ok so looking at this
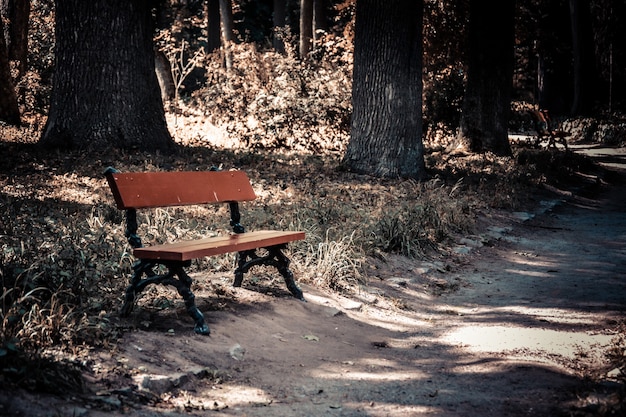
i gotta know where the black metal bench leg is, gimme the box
[120,260,155,317]
[120,260,210,336]
[173,267,210,335]
[271,248,305,301]
[233,250,255,287]
[233,246,305,301]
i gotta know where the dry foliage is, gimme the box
[187,39,353,154]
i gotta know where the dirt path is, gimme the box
[1,148,625,417]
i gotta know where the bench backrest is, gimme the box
[105,170,257,210]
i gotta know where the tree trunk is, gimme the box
[342,0,426,180]
[455,0,513,156]
[219,0,234,69]
[40,0,173,150]
[273,0,286,54]
[313,0,327,41]
[0,11,20,125]
[1,0,30,79]
[155,49,175,104]
[535,0,572,115]
[207,0,221,53]
[299,0,313,59]
[569,0,596,116]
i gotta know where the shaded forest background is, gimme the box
[2,0,626,151]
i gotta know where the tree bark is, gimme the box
[313,0,327,41]
[219,0,234,69]
[299,0,313,59]
[155,49,175,104]
[0,12,20,125]
[273,0,286,54]
[207,0,221,53]
[569,0,596,116]
[40,0,173,150]
[1,0,30,79]
[455,0,514,156]
[342,0,426,180]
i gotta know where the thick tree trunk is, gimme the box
[207,0,221,53]
[299,0,313,59]
[569,0,596,116]
[0,13,20,125]
[455,0,513,156]
[342,0,426,180]
[273,0,286,54]
[40,0,172,150]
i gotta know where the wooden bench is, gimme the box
[104,167,305,335]
[530,109,570,150]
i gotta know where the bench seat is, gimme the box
[134,230,305,261]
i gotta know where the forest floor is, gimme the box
[1,139,625,416]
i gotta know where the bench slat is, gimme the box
[133,230,305,261]
[106,170,257,209]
